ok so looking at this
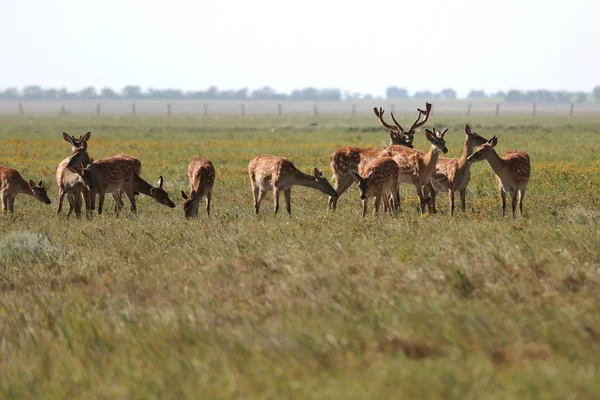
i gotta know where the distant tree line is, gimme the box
[2,85,600,103]
[0,85,343,101]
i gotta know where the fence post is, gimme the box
[496,103,500,116]
[203,103,208,117]
[570,103,574,117]
[532,103,536,117]
[61,104,66,116]
[167,103,172,118]
[352,104,356,116]
[241,104,245,117]
[96,103,101,116]
[278,104,282,117]
[467,104,472,116]
[132,103,136,117]
[18,102,24,116]
[313,104,319,117]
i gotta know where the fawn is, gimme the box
[249,155,337,215]
[351,157,400,217]
[181,157,216,218]
[429,125,489,216]
[1,165,51,213]
[57,131,93,218]
[467,136,531,218]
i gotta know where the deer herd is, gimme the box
[0,102,531,219]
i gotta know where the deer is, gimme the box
[351,157,400,217]
[249,155,337,215]
[466,136,531,218]
[181,157,216,218]
[428,125,489,216]
[69,156,137,217]
[328,103,431,210]
[57,131,93,218]
[111,175,175,215]
[378,127,448,214]
[1,165,51,213]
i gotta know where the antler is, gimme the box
[407,102,432,132]
[373,107,401,131]
[389,112,405,132]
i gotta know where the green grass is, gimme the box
[1,114,600,399]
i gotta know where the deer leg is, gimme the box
[74,193,83,219]
[124,189,137,214]
[255,190,267,214]
[424,183,435,214]
[459,190,466,213]
[206,192,212,216]
[1,191,7,213]
[511,191,518,219]
[98,190,105,215]
[284,189,292,215]
[374,195,382,217]
[449,190,455,217]
[499,185,507,217]
[362,198,368,218]
[112,193,125,217]
[251,181,259,214]
[7,195,15,213]
[519,188,526,217]
[416,184,426,214]
[57,189,65,215]
[273,188,281,214]
[391,186,399,216]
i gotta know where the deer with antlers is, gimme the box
[1,165,51,213]
[181,156,216,218]
[249,155,337,215]
[351,157,400,217]
[378,126,448,214]
[467,136,530,218]
[57,131,93,218]
[328,103,431,210]
[428,125,489,216]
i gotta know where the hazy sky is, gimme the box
[1,0,598,97]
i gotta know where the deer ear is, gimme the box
[157,176,163,188]
[351,170,362,182]
[38,179,43,187]
[82,131,91,142]
[62,132,74,144]
[181,190,188,200]
[28,180,36,190]
[313,168,322,178]
[425,129,435,141]
[150,188,156,196]
[489,136,498,147]
[465,124,471,135]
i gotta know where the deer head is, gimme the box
[149,176,176,208]
[464,125,488,151]
[467,136,498,163]
[424,127,449,154]
[351,170,371,200]
[373,107,414,148]
[28,179,51,205]
[181,190,199,219]
[66,147,92,173]
[313,168,338,197]
[62,131,91,152]
[73,163,95,190]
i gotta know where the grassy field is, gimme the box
[1,114,600,399]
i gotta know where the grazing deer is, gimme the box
[181,157,216,218]
[379,127,448,214]
[328,103,431,210]
[351,157,400,217]
[467,136,531,218]
[70,156,137,217]
[113,175,175,214]
[428,125,489,216]
[57,131,93,218]
[0,165,51,213]
[249,155,337,215]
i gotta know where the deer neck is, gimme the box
[457,139,471,170]
[288,169,320,190]
[483,150,511,181]
[421,145,441,180]
[14,175,33,196]
[133,174,153,196]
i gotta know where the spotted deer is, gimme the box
[249,155,337,215]
[428,124,489,216]
[351,157,400,217]
[328,103,431,210]
[70,156,137,216]
[113,175,175,215]
[467,136,531,218]
[57,131,93,218]
[181,157,216,218]
[379,127,448,214]
[1,165,51,213]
